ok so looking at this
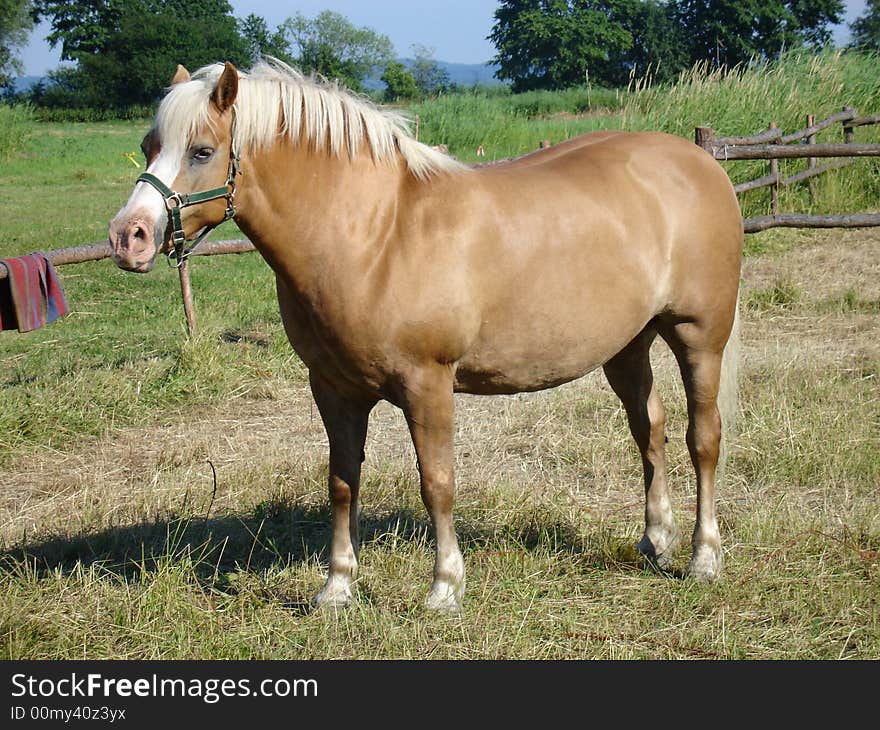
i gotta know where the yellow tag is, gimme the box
[123,152,141,168]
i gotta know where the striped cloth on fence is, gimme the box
[0,253,70,333]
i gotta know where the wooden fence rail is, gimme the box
[733,158,854,195]
[707,142,880,161]
[0,238,255,281]
[1,238,256,335]
[695,107,880,233]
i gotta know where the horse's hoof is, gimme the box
[637,525,680,570]
[311,578,353,611]
[425,581,463,614]
[686,545,723,583]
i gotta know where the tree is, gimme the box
[280,10,394,91]
[488,0,634,91]
[605,0,689,85]
[488,0,845,92]
[850,0,880,50]
[32,0,123,60]
[0,0,34,87]
[33,0,248,107]
[409,44,452,96]
[670,0,844,69]
[238,13,292,67]
[382,60,418,101]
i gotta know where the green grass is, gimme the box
[745,278,802,311]
[31,104,157,123]
[623,50,880,139]
[1,335,876,658]
[0,54,878,659]
[408,85,625,162]
[822,287,880,314]
[0,121,303,463]
[0,104,34,157]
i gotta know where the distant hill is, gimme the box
[11,76,44,93]
[429,60,502,87]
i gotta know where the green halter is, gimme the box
[136,129,240,267]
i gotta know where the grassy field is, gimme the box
[0,54,878,659]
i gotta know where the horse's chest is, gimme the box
[276,286,391,395]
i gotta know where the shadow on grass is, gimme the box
[0,499,666,594]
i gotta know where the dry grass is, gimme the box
[0,228,878,660]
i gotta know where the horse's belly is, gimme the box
[453,307,649,395]
[453,353,604,394]
[451,243,659,394]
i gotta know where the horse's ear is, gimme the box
[170,65,190,85]
[211,62,239,114]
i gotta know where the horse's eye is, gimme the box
[192,147,214,162]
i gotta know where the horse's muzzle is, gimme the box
[109,215,160,273]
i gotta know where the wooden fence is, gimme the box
[695,107,880,233]
[0,238,255,334]
[4,109,879,334]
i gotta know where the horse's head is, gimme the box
[109,62,240,272]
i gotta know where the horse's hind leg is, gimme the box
[603,326,679,568]
[658,321,725,582]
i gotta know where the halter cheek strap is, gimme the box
[136,135,241,268]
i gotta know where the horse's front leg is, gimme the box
[402,365,465,612]
[309,372,375,609]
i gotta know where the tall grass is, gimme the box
[623,50,880,139]
[409,86,625,162]
[622,49,880,217]
[0,104,34,156]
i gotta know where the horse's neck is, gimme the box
[235,138,405,292]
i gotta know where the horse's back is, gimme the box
[472,129,743,306]
[478,130,738,215]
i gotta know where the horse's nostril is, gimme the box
[131,225,147,241]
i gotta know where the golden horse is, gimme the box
[109,61,742,612]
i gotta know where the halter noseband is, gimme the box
[136,118,241,267]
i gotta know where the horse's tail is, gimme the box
[717,288,741,480]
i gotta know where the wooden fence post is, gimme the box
[178,260,196,335]
[695,126,715,153]
[806,114,817,204]
[843,106,855,144]
[768,122,779,215]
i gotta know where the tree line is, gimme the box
[1,1,452,107]
[490,0,855,90]
[1,0,879,108]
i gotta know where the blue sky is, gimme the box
[19,0,870,76]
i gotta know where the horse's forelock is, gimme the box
[154,67,222,153]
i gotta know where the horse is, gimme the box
[109,60,743,613]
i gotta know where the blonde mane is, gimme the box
[154,59,465,180]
